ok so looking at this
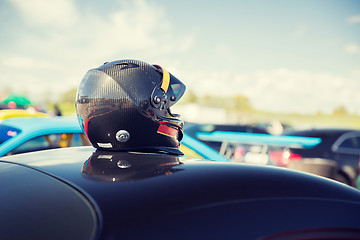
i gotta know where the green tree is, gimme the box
[232,95,253,111]
[60,88,77,103]
[333,105,348,116]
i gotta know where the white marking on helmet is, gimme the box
[97,142,113,148]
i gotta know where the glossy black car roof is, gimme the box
[1,146,360,239]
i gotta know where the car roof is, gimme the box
[285,128,359,137]
[3,147,360,239]
[0,116,81,132]
[0,109,49,119]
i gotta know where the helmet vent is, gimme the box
[114,63,139,70]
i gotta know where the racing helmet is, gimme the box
[76,59,186,155]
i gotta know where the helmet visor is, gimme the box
[152,65,186,108]
[166,73,186,107]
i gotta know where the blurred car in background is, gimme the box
[0,117,229,161]
[191,125,360,187]
[269,128,360,187]
[0,117,91,157]
[180,133,229,162]
[184,122,269,152]
[0,109,49,120]
[193,129,321,164]
[0,104,9,110]
[184,122,302,164]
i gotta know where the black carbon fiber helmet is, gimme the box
[76,59,186,155]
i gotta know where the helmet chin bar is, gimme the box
[153,107,184,129]
[167,107,180,118]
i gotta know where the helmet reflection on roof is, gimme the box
[76,59,186,155]
[82,151,182,182]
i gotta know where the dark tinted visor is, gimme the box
[153,65,186,107]
[167,74,186,106]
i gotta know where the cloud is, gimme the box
[10,0,78,27]
[1,56,61,70]
[294,24,306,37]
[345,43,360,54]
[91,0,169,51]
[347,15,360,24]
[7,0,194,60]
[1,0,195,103]
[183,68,360,114]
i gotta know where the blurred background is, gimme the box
[0,0,359,129]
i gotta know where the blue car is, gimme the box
[0,116,91,157]
[0,117,228,161]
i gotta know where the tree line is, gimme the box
[58,88,354,117]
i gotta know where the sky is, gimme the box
[0,0,359,114]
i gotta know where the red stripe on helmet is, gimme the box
[157,122,179,139]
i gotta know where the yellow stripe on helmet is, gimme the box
[160,67,170,93]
